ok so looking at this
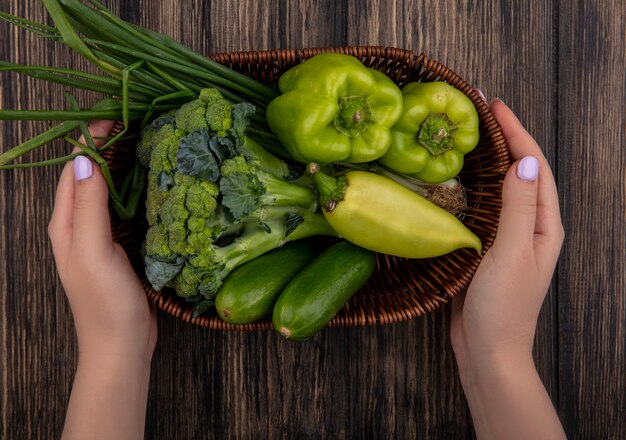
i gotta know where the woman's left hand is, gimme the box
[48,120,157,363]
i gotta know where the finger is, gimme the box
[490,100,562,240]
[490,99,545,162]
[48,120,114,259]
[495,156,540,249]
[71,154,114,254]
[533,167,563,243]
[71,121,116,254]
[48,161,76,260]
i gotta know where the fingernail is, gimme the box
[74,156,93,181]
[517,156,539,181]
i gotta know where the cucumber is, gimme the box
[272,241,376,340]
[215,241,316,324]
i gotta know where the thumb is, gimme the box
[72,155,114,254]
[495,155,540,248]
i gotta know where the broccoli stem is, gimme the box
[216,209,337,273]
[241,137,295,179]
[259,173,318,212]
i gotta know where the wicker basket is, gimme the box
[104,46,510,330]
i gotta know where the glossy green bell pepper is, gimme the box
[266,53,403,164]
[379,81,479,183]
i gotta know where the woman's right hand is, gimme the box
[450,98,564,368]
[450,99,566,440]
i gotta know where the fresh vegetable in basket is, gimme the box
[138,89,337,313]
[379,81,480,183]
[333,161,469,216]
[273,240,376,341]
[307,163,482,258]
[266,53,403,164]
[215,241,316,325]
[379,81,479,183]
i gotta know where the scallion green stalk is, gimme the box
[0,0,288,218]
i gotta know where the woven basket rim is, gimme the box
[106,45,510,332]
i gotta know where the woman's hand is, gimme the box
[49,120,156,362]
[451,99,564,365]
[450,99,566,439]
[48,120,157,440]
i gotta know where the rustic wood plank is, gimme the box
[0,4,78,440]
[208,0,348,52]
[557,1,626,438]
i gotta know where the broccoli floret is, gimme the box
[175,100,209,133]
[186,229,213,255]
[167,221,189,255]
[145,172,168,225]
[145,223,173,260]
[187,216,206,233]
[186,180,219,218]
[174,88,234,136]
[136,112,177,168]
[173,265,204,298]
[147,124,186,174]
[173,171,196,187]
[158,183,189,226]
[174,257,226,299]
[188,246,216,270]
[219,155,255,177]
[199,88,234,136]
[136,125,157,168]
[155,173,218,256]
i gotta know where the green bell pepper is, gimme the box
[379,81,480,183]
[266,53,403,164]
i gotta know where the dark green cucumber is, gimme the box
[272,241,376,340]
[215,241,316,324]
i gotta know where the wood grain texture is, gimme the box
[1,0,624,439]
[557,1,626,438]
[1,2,83,439]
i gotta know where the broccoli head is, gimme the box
[137,88,335,312]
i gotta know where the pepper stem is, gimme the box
[417,113,458,156]
[307,163,348,211]
[333,95,373,138]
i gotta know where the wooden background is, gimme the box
[1,0,624,438]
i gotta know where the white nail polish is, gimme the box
[517,156,539,181]
[74,156,93,181]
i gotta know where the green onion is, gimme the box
[0,0,284,218]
